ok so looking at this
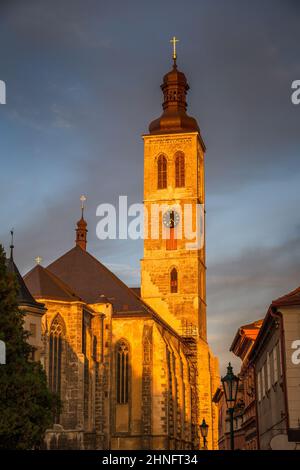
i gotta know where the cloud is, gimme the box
[51,103,73,129]
[0,0,300,376]
[207,234,300,371]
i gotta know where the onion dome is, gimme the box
[149,58,200,135]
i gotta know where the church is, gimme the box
[11,47,219,450]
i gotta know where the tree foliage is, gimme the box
[0,245,60,449]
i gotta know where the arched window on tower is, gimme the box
[170,268,178,293]
[116,340,130,404]
[175,152,185,187]
[49,314,66,400]
[157,155,167,189]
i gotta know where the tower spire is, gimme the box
[148,39,200,135]
[10,229,14,260]
[76,195,88,250]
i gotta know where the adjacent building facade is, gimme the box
[213,381,246,450]
[230,320,262,449]
[216,286,300,451]
[250,288,300,450]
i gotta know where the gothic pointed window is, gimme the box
[175,152,185,187]
[116,340,130,404]
[157,155,167,189]
[49,314,65,399]
[170,268,178,293]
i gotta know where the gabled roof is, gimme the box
[24,264,82,302]
[230,319,263,361]
[20,244,186,342]
[46,246,148,314]
[6,257,43,309]
[272,285,300,307]
[249,284,300,363]
[45,246,185,340]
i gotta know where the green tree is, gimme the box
[0,244,60,449]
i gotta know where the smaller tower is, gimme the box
[75,195,88,251]
[6,230,45,362]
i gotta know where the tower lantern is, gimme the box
[75,195,88,250]
[149,39,201,137]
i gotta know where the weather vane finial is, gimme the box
[80,195,87,218]
[10,229,14,260]
[170,36,179,64]
[35,256,42,265]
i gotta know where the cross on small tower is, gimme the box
[80,194,87,217]
[35,256,42,265]
[170,36,179,61]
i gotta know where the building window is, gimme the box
[116,340,130,404]
[170,268,178,293]
[267,353,271,391]
[82,317,86,355]
[157,155,167,189]
[29,323,36,338]
[49,314,65,400]
[93,336,97,361]
[257,370,262,402]
[273,344,278,383]
[261,364,266,397]
[278,341,283,377]
[175,152,185,187]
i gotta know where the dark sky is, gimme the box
[0,0,299,371]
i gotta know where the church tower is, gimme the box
[75,195,88,251]
[141,42,207,340]
[141,41,219,449]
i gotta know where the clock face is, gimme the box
[163,209,180,228]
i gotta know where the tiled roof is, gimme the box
[272,285,300,307]
[238,320,263,340]
[47,246,148,314]
[130,287,141,297]
[24,245,184,341]
[6,257,43,309]
[230,320,263,359]
[24,264,82,302]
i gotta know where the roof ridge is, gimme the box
[6,258,43,308]
[47,245,82,269]
[272,284,300,306]
[46,246,186,341]
[43,267,82,300]
[81,251,186,340]
[49,245,144,304]
[79,248,139,294]
[25,263,82,301]
[239,319,263,330]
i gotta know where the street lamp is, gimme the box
[221,362,239,450]
[199,418,209,449]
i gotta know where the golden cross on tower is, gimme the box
[80,194,87,218]
[170,36,179,61]
[80,194,87,209]
[35,256,42,265]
